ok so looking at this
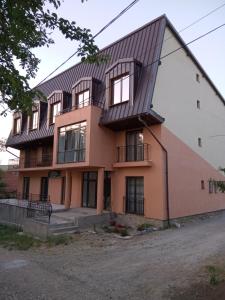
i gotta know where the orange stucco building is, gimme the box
[6,15,225,224]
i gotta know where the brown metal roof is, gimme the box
[6,15,166,147]
[7,14,224,148]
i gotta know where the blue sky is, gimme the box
[1,0,225,163]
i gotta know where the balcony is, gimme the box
[19,154,53,169]
[113,144,152,168]
[59,98,104,115]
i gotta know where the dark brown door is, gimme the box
[61,177,65,205]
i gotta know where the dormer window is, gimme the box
[76,89,90,108]
[50,101,61,124]
[112,74,129,105]
[13,117,21,135]
[31,110,38,130]
[105,58,141,109]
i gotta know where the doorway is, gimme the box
[104,171,111,210]
[82,172,97,208]
[40,177,49,202]
[126,177,144,215]
[22,177,30,200]
[61,176,65,205]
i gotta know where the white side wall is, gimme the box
[152,27,225,170]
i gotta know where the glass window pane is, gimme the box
[83,90,90,106]
[113,79,121,104]
[122,75,129,102]
[78,93,83,107]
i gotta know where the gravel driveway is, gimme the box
[1,213,225,300]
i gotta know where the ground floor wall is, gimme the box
[160,126,225,219]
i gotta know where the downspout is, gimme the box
[138,115,170,227]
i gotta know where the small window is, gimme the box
[198,137,202,147]
[13,117,21,134]
[112,74,129,105]
[196,73,200,82]
[197,100,200,109]
[76,90,90,108]
[50,102,61,124]
[201,180,205,190]
[31,111,38,130]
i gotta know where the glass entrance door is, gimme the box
[126,177,144,215]
[82,172,97,208]
[40,177,49,202]
[22,177,30,199]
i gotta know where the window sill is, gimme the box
[113,160,152,168]
[109,100,129,108]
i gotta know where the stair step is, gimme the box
[49,225,79,234]
[49,221,76,228]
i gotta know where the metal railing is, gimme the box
[19,154,53,168]
[116,144,150,163]
[8,158,19,170]
[57,149,85,164]
[60,98,104,115]
[124,196,144,215]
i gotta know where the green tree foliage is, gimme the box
[0,169,6,196]
[0,0,100,114]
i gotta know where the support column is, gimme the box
[64,170,72,209]
[97,168,104,214]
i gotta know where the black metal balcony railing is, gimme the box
[116,144,150,163]
[124,196,144,215]
[20,154,53,168]
[57,149,85,164]
[60,98,104,115]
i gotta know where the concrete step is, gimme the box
[49,225,79,234]
[49,221,76,229]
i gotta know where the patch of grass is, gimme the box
[206,265,224,286]
[137,223,153,231]
[47,235,73,247]
[0,224,40,250]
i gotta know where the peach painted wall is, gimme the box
[48,177,62,204]
[161,126,225,218]
[111,125,167,220]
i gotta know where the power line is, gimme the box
[36,0,140,87]
[44,19,225,122]
[36,1,225,88]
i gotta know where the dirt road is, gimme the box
[1,213,225,300]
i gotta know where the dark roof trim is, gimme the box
[165,18,225,105]
[72,77,101,89]
[105,57,142,74]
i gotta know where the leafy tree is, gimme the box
[0,0,101,114]
[0,138,6,152]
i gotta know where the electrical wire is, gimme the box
[36,0,140,87]
[36,1,225,87]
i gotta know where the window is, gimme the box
[50,102,61,124]
[198,137,202,147]
[201,180,205,190]
[31,111,38,130]
[76,90,90,108]
[197,100,200,109]
[126,130,144,161]
[196,73,200,82]
[112,74,129,105]
[13,117,21,134]
[126,177,144,215]
[58,121,86,163]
